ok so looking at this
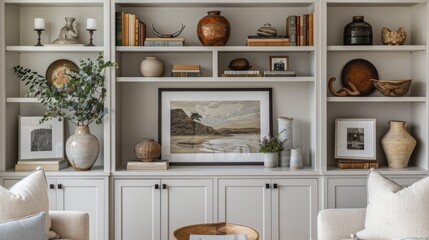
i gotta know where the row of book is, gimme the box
[247,35,290,47]
[171,64,202,77]
[116,11,146,46]
[222,70,296,77]
[286,13,314,46]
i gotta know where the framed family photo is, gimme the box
[270,56,289,71]
[159,88,272,163]
[335,118,376,160]
[19,116,64,160]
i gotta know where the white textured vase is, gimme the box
[140,56,163,77]
[264,153,278,168]
[66,126,99,171]
[290,148,303,170]
[277,117,293,167]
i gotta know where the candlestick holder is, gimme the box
[34,29,44,46]
[86,29,96,46]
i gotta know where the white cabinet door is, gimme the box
[272,179,318,240]
[160,179,213,240]
[56,179,105,240]
[115,179,161,240]
[46,179,56,211]
[218,179,271,240]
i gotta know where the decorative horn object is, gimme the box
[151,23,185,38]
[328,77,360,96]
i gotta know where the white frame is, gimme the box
[19,116,64,161]
[335,118,376,160]
[159,88,272,163]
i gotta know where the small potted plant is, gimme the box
[14,53,117,171]
[259,134,284,168]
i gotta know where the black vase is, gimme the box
[343,16,373,45]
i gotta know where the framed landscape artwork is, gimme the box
[159,88,272,163]
[19,116,64,160]
[335,118,376,160]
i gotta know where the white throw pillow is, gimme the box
[355,169,429,239]
[0,169,51,233]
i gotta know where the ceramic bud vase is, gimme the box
[264,153,278,168]
[66,126,99,171]
[381,121,416,168]
[343,16,373,45]
[140,56,163,77]
[290,148,303,170]
[277,117,293,167]
[134,139,161,162]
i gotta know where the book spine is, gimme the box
[247,42,289,46]
[309,13,314,46]
[124,13,129,46]
[303,14,307,46]
[288,16,296,46]
[115,12,122,46]
[224,70,260,74]
[171,72,202,77]
[297,16,301,46]
[129,14,136,46]
[144,41,184,46]
[141,22,146,46]
[222,74,262,77]
[135,18,139,47]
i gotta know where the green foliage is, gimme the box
[14,52,117,126]
[258,133,285,153]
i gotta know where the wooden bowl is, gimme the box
[371,79,411,97]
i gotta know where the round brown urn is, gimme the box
[197,11,230,46]
[381,121,416,168]
[134,139,161,162]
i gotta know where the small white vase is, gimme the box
[290,148,303,170]
[264,153,278,168]
[66,126,99,171]
[277,117,293,167]
[140,56,163,77]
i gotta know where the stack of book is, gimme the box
[264,70,296,77]
[336,160,379,169]
[144,37,185,46]
[286,13,314,46]
[222,70,262,77]
[247,35,289,46]
[116,11,146,46]
[127,160,169,170]
[172,64,202,77]
[15,159,69,171]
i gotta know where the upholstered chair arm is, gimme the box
[49,211,89,240]
[318,208,366,240]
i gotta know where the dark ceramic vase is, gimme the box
[343,16,373,45]
[197,11,230,46]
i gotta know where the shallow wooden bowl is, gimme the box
[371,79,411,97]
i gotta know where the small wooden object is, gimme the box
[337,159,379,169]
[173,222,259,240]
[371,79,411,97]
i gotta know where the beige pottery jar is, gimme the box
[66,126,99,171]
[381,121,416,168]
[140,57,163,77]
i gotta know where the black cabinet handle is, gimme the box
[57,184,63,190]
[265,183,270,189]
[155,184,159,189]
[49,184,55,190]
[162,184,167,189]
[273,183,278,189]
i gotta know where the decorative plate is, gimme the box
[341,59,378,96]
[45,59,78,88]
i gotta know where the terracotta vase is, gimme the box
[197,11,230,46]
[140,57,163,77]
[66,126,99,171]
[381,121,416,168]
[134,139,161,162]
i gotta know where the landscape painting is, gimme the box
[170,101,261,154]
[159,88,272,163]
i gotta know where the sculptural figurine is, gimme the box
[52,17,82,44]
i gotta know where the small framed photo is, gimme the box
[270,56,289,71]
[335,118,376,160]
[19,116,64,161]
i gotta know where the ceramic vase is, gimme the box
[277,117,293,167]
[264,152,278,168]
[140,56,163,77]
[197,11,230,46]
[290,148,303,170]
[134,139,161,162]
[343,16,373,45]
[66,126,99,171]
[381,121,416,168]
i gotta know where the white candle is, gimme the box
[34,18,45,30]
[86,18,97,30]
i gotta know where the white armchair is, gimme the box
[317,208,365,240]
[50,211,89,240]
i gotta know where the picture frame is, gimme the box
[269,56,289,71]
[335,118,376,160]
[19,116,64,161]
[159,88,273,163]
